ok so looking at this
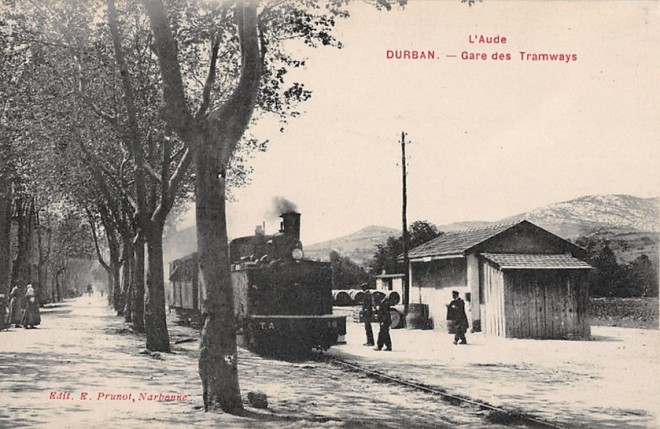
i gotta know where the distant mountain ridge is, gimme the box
[304,225,399,266]
[500,195,658,238]
[305,194,659,266]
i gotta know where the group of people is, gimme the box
[360,285,470,349]
[6,284,41,329]
[360,282,392,351]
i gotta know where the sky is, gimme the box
[179,0,660,245]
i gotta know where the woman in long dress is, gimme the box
[8,285,23,328]
[21,284,41,329]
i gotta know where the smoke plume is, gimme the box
[271,196,298,216]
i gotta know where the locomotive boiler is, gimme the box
[169,211,346,358]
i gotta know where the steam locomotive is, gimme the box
[169,212,346,357]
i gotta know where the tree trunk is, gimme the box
[36,218,48,305]
[0,178,10,297]
[123,242,133,322]
[132,238,145,332]
[56,271,63,301]
[11,198,34,287]
[0,138,11,297]
[196,138,242,413]
[106,268,114,303]
[40,270,48,305]
[144,224,170,352]
[112,261,121,311]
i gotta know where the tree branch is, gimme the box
[86,207,110,271]
[79,140,138,211]
[89,101,119,127]
[209,0,263,165]
[142,0,194,141]
[98,203,121,265]
[153,146,191,225]
[108,0,151,234]
[170,145,186,163]
[40,55,121,132]
[195,34,221,118]
[142,160,163,184]
[107,0,140,148]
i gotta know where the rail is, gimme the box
[320,355,567,429]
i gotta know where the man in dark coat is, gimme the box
[360,283,374,346]
[375,295,392,351]
[446,290,469,345]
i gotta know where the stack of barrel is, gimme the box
[331,289,401,307]
[332,290,352,306]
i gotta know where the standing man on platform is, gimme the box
[375,295,392,351]
[447,290,469,345]
[360,283,374,347]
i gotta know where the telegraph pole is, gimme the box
[401,132,410,315]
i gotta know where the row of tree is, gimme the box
[369,220,442,275]
[0,186,97,304]
[1,0,408,414]
[578,239,658,298]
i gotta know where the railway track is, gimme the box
[319,354,568,429]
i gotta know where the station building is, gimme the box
[405,220,592,339]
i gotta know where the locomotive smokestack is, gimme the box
[280,212,301,241]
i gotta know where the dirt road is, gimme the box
[1,296,531,429]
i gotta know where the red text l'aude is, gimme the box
[468,34,507,44]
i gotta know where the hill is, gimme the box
[435,221,492,232]
[499,194,658,239]
[304,225,399,266]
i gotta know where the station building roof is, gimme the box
[480,253,593,270]
[405,220,586,262]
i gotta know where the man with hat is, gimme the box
[446,290,469,345]
[375,294,392,351]
[360,283,374,346]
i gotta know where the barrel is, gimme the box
[390,308,403,329]
[349,290,365,306]
[372,290,386,305]
[332,290,351,306]
[387,291,401,306]
[405,303,430,330]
